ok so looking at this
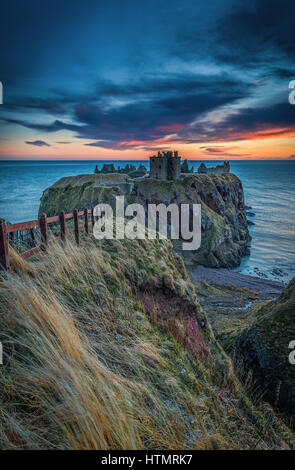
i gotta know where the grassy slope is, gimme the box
[0,236,294,450]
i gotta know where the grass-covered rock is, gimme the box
[39,172,251,268]
[236,277,295,423]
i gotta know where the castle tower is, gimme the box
[149,150,181,180]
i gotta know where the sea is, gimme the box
[0,159,294,283]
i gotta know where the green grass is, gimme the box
[0,236,294,449]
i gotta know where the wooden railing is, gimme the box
[0,207,95,272]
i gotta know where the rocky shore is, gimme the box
[190,265,285,297]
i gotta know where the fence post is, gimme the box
[0,218,9,272]
[39,213,48,250]
[9,231,14,247]
[91,207,95,227]
[30,228,35,247]
[84,208,89,234]
[59,210,66,244]
[74,209,80,245]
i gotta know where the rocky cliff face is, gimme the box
[236,277,295,422]
[39,172,251,268]
[134,173,251,268]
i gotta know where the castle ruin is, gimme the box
[94,163,147,178]
[94,153,230,181]
[149,151,230,180]
[197,161,230,175]
[149,151,181,180]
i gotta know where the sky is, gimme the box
[0,0,294,160]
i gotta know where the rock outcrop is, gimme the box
[39,171,251,268]
[236,277,295,422]
[134,173,251,268]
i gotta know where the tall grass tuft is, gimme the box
[0,238,294,450]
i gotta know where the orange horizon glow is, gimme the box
[1,125,294,161]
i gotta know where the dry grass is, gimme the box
[0,237,294,450]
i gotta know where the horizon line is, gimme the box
[1,157,294,162]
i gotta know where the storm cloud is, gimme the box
[0,0,294,153]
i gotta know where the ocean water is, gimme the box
[0,159,294,282]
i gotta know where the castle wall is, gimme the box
[150,156,168,179]
[198,161,230,175]
[167,156,180,180]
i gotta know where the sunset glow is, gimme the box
[0,1,294,161]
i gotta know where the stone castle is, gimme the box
[94,151,230,181]
[149,151,181,180]
[149,150,230,180]
[197,161,230,175]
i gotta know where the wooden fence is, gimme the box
[0,208,95,272]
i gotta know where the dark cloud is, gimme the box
[1,117,83,133]
[3,97,69,115]
[4,74,246,116]
[1,75,248,149]
[2,76,293,149]
[71,79,245,147]
[0,0,101,85]
[200,146,250,158]
[172,0,295,81]
[216,0,295,67]
[96,75,244,98]
[25,140,51,147]
[178,102,295,143]
[0,0,294,153]
[272,67,295,79]
[85,140,119,149]
[204,147,225,153]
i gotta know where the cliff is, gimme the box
[1,235,294,449]
[39,172,251,269]
[235,277,295,423]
